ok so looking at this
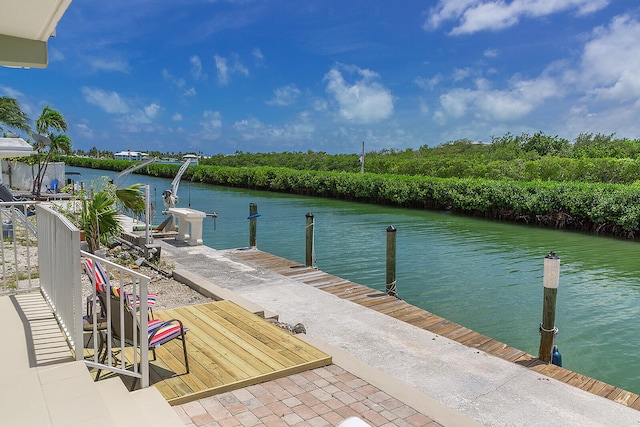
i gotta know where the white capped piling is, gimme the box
[386,225,398,298]
[538,251,560,363]
[305,212,315,267]
[249,203,258,248]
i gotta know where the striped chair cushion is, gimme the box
[128,293,158,308]
[148,320,188,348]
[83,259,108,293]
[83,258,157,309]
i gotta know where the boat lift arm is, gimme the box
[170,158,192,200]
[114,157,158,188]
[162,158,192,209]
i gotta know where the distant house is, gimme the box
[114,151,148,161]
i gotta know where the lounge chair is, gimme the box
[46,178,59,193]
[97,287,189,390]
[83,258,157,318]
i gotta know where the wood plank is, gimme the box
[125,300,333,405]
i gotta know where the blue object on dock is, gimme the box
[552,345,562,367]
[247,213,262,219]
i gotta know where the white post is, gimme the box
[145,184,150,245]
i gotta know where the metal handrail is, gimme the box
[81,251,150,388]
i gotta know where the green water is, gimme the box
[69,166,640,394]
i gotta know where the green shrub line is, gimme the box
[64,156,640,238]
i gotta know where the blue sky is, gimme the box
[1,0,639,155]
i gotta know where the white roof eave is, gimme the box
[0,0,73,68]
[0,138,36,158]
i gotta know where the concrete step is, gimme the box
[38,360,117,427]
[95,377,183,427]
[131,386,184,427]
[173,267,279,320]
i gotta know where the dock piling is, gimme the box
[386,225,398,298]
[249,203,258,248]
[538,251,560,363]
[305,213,315,267]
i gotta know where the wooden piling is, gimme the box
[305,212,314,267]
[249,203,258,248]
[538,252,560,363]
[386,225,398,298]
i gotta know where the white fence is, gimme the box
[1,160,65,192]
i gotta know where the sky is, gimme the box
[1,0,640,155]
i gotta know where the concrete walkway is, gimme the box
[158,241,640,427]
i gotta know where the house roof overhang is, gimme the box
[0,137,35,158]
[0,0,72,68]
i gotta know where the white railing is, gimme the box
[82,251,150,388]
[36,203,84,360]
[6,202,151,387]
[0,201,39,295]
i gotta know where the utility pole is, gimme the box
[360,141,365,174]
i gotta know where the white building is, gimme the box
[114,151,149,161]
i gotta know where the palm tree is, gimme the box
[32,106,71,195]
[36,106,67,134]
[0,96,31,135]
[82,190,122,254]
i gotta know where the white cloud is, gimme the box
[75,123,93,139]
[313,99,328,111]
[579,15,640,101]
[0,85,25,99]
[117,103,162,129]
[214,54,249,86]
[214,55,229,85]
[484,48,498,58]
[426,0,609,35]
[267,84,301,106]
[233,114,315,142]
[144,103,160,119]
[190,55,205,80]
[453,67,472,82]
[252,48,265,64]
[172,113,183,121]
[436,75,559,122]
[162,69,186,88]
[89,57,130,73]
[200,110,222,139]
[415,75,442,91]
[82,87,129,113]
[49,48,65,62]
[324,64,394,124]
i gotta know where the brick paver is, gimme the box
[175,364,443,427]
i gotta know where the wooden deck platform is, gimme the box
[88,300,332,405]
[231,249,640,411]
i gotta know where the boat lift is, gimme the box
[113,157,159,188]
[113,156,194,233]
[156,158,193,232]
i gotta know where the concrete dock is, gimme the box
[157,240,640,427]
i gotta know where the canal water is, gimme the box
[68,166,640,395]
